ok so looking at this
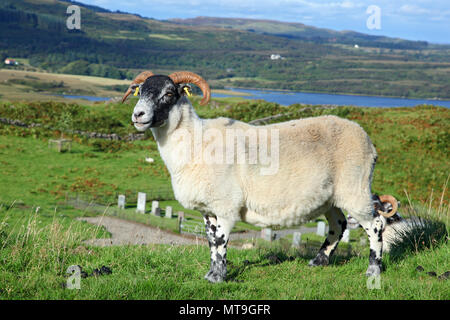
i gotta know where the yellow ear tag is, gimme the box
[184,87,192,97]
[134,87,139,96]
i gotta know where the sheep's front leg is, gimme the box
[203,215,235,283]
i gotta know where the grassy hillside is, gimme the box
[0,97,448,211]
[171,16,431,49]
[1,0,450,99]
[0,96,448,299]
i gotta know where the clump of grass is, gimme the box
[388,179,449,260]
[388,218,448,260]
[0,204,106,282]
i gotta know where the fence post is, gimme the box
[165,206,173,219]
[136,192,146,214]
[118,195,125,209]
[292,232,302,247]
[177,211,185,233]
[261,228,273,242]
[151,201,160,216]
[316,221,326,237]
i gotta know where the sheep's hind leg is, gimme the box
[203,215,235,283]
[309,207,346,267]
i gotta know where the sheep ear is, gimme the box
[131,84,140,96]
[178,84,192,97]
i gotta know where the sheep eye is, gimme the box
[166,92,174,97]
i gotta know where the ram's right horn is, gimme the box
[122,71,155,103]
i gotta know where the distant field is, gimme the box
[0,69,128,102]
[148,34,190,41]
[2,0,450,100]
[0,70,247,102]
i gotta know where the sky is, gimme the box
[77,0,450,43]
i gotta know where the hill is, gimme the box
[170,16,430,49]
[1,0,450,99]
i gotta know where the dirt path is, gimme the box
[78,216,208,246]
[78,216,319,247]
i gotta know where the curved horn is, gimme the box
[168,71,211,105]
[121,71,154,103]
[377,194,398,218]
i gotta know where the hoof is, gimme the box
[365,265,381,277]
[308,253,329,267]
[204,271,225,283]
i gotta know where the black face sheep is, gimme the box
[124,70,391,282]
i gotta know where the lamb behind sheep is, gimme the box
[124,71,390,282]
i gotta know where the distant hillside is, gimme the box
[171,16,429,50]
[1,0,449,99]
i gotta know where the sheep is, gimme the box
[123,70,390,283]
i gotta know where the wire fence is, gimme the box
[179,219,205,237]
[66,193,114,214]
[65,192,338,244]
[65,191,207,237]
[66,188,175,207]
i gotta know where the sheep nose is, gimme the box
[134,111,145,119]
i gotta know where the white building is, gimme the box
[270,54,284,60]
[4,59,19,65]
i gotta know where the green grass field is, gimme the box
[0,96,448,299]
[0,206,448,299]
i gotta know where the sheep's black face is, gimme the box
[132,75,184,131]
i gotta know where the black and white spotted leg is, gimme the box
[309,207,346,267]
[203,215,235,283]
[360,216,384,277]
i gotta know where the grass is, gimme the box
[0,99,448,230]
[0,204,448,299]
[148,34,190,41]
[0,96,448,299]
[387,185,449,261]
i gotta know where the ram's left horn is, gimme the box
[377,194,398,218]
[122,71,154,103]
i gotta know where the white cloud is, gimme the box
[399,4,431,15]
[77,0,450,42]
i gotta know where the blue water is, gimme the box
[61,95,111,102]
[61,90,450,108]
[213,88,450,108]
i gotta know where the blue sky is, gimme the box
[78,0,450,43]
